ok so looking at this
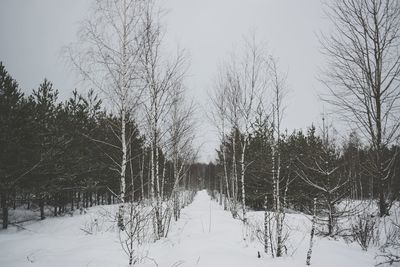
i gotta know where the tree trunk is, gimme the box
[71,191,74,211]
[27,194,30,210]
[89,191,93,207]
[77,191,80,209]
[240,140,247,223]
[231,132,238,218]
[306,198,317,265]
[264,195,268,254]
[118,109,127,231]
[222,142,231,206]
[377,150,389,217]
[39,197,45,220]
[83,192,87,208]
[219,176,223,206]
[155,146,163,238]
[12,189,16,210]
[140,152,145,200]
[1,193,8,229]
[276,146,282,257]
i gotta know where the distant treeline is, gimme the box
[204,121,400,213]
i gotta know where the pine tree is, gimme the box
[29,79,63,218]
[0,62,34,228]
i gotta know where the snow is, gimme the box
[0,190,385,266]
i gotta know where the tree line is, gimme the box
[206,121,400,222]
[1,6,205,263]
[204,0,400,262]
[0,61,201,230]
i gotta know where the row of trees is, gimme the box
[67,0,199,242]
[208,34,291,257]
[209,121,399,221]
[1,0,201,243]
[0,66,120,227]
[0,63,200,230]
[206,0,400,261]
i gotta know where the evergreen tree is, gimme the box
[28,79,64,218]
[0,62,34,228]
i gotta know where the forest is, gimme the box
[1,0,400,266]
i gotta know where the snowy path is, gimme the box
[137,190,376,267]
[0,190,377,267]
[140,190,265,267]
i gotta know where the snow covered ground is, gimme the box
[0,191,386,266]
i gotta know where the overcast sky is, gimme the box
[0,0,330,162]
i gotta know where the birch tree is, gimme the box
[167,82,196,221]
[67,0,147,230]
[209,69,232,212]
[225,67,240,218]
[138,1,187,239]
[320,0,400,216]
[236,37,268,223]
[270,57,288,256]
[214,35,269,222]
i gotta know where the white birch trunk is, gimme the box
[264,195,269,254]
[276,146,282,257]
[118,108,127,231]
[306,197,317,265]
[140,151,145,200]
[231,132,238,218]
[240,139,247,222]
[222,142,231,210]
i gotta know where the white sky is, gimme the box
[0,0,330,162]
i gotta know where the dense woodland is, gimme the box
[0,64,204,228]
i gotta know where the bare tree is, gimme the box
[167,82,196,222]
[269,57,288,256]
[320,0,400,216]
[225,65,241,218]
[236,36,269,223]
[209,68,232,212]
[210,62,242,218]
[213,35,269,222]
[138,1,187,239]
[67,0,147,230]
[377,216,400,266]
[119,174,152,265]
